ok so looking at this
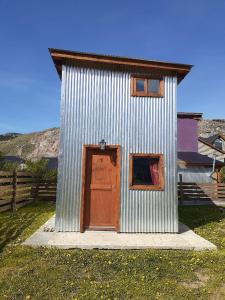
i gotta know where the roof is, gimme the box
[49,48,192,83]
[177,151,224,166]
[177,112,203,120]
[43,157,58,169]
[0,156,25,164]
[200,134,218,145]
[198,135,225,154]
[200,133,225,145]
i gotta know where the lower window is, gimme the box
[129,154,164,190]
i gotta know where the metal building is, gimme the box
[49,49,192,233]
[177,112,224,183]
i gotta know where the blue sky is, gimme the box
[0,0,225,134]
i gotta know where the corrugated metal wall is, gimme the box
[55,65,178,232]
[178,166,212,183]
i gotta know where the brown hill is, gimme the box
[198,119,225,137]
[0,128,59,160]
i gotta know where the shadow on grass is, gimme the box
[0,201,54,252]
[179,205,225,230]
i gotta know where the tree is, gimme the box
[25,158,57,181]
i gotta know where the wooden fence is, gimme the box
[0,171,56,212]
[178,174,225,203]
[1,171,225,212]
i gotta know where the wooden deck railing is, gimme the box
[0,171,56,212]
[178,174,225,203]
[1,171,225,212]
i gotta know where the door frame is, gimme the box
[80,144,121,233]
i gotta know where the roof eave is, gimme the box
[177,112,203,120]
[177,159,224,167]
[49,48,192,83]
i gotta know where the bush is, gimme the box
[220,166,225,183]
[25,159,57,181]
[0,161,19,171]
[42,168,57,181]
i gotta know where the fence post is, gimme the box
[216,169,220,183]
[179,174,184,205]
[11,170,17,213]
[33,176,40,202]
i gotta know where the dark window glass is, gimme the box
[133,157,159,185]
[148,79,160,93]
[136,79,145,92]
[214,139,222,150]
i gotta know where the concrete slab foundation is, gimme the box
[23,216,217,251]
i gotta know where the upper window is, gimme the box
[129,154,164,190]
[214,138,223,151]
[131,76,163,97]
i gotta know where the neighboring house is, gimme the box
[199,133,225,163]
[177,113,224,183]
[43,157,58,169]
[0,156,25,169]
[177,112,202,152]
[50,48,192,233]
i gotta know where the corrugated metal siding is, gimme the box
[178,166,212,183]
[198,141,225,162]
[55,65,178,232]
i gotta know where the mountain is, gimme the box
[198,119,225,138]
[0,119,224,160]
[0,128,59,160]
[0,132,22,141]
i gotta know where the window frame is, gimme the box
[129,153,164,191]
[213,138,223,151]
[131,75,164,97]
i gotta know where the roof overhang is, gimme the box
[177,112,203,120]
[177,160,224,167]
[177,151,225,167]
[49,48,192,83]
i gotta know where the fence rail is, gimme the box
[2,171,225,212]
[0,171,56,212]
[178,174,225,203]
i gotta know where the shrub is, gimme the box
[42,168,57,181]
[220,166,225,183]
[0,161,19,171]
[25,158,57,181]
[25,159,48,178]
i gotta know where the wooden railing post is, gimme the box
[11,170,17,213]
[216,169,220,183]
[33,176,40,202]
[179,174,184,205]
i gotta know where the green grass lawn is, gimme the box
[0,202,225,300]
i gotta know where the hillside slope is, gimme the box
[0,119,224,160]
[198,119,225,137]
[0,128,59,160]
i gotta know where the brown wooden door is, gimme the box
[83,147,120,231]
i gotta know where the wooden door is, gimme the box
[82,147,120,231]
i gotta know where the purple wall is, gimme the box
[177,118,198,152]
